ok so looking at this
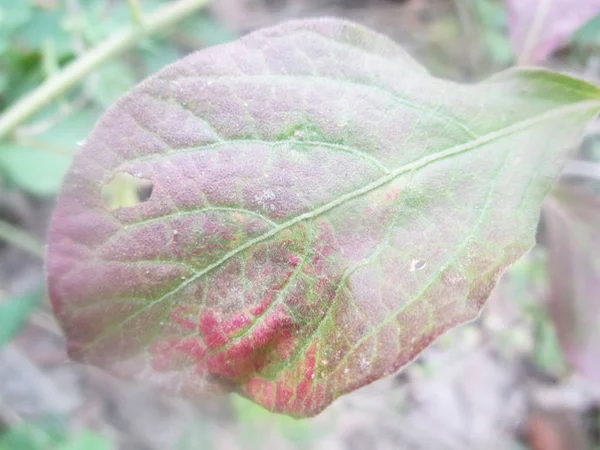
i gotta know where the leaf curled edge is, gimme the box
[47,18,600,417]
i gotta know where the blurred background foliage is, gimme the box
[0,0,600,449]
[0,0,234,197]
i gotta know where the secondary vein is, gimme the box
[84,100,600,349]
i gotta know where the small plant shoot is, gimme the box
[46,18,600,418]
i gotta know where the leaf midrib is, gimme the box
[84,100,600,349]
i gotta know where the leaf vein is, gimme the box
[83,101,599,350]
[169,73,479,139]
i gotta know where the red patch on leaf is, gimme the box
[222,312,252,335]
[200,310,228,349]
[288,253,301,267]
[175,337,207,360]
[170,305,199,331]
[276,378,295,411]
[250,290,276,316]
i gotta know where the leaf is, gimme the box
[177,11,237,48]
[572,13,600,46]
[84,60,137,108]
[46,18,600,417]
[138,39,182,75]
[0,0,32,54]
[56,431,113,450]
[232,394,318,445]
[0,288,42,347]
[80,0,168,46]
[543,185,600,383]
[0,423,54,450]
[9,0,71,54]
[0,108,101,196]
[0,422,112,450]
[507,0,600,63]
[470,0,515,66]
[0,144,73,196]
[177,419,213,450]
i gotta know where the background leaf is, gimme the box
[0,0,32,54]
[0,288,42,347]
[0,108,101,196]
[544,185,600,383]
[84,61,137,108]
[232,394,319,446]
[0,422,112,450]
[572,12,600,46]
[47,18,600,417]
[507,0,600,63]
[470,0,515,67]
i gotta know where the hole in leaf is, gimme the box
[411,259,426,271]
[101,172,153,209]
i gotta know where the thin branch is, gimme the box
[15,94,89,138]
[0,221,45,259]
[0,0,211,141]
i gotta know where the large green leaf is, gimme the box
[46,18,600,417]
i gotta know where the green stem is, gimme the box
[0,0,211,141]
[0,221,45,259]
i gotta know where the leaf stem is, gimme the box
[0,0,212,142]
[0,221,45,259]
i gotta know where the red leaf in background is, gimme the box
[508,0,600,63]
[544,185,600,383]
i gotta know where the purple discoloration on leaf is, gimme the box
[544,186,600,383]
[47,18,600,417]
[508,0,600,63]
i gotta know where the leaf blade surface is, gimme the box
[47,18,600,417]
